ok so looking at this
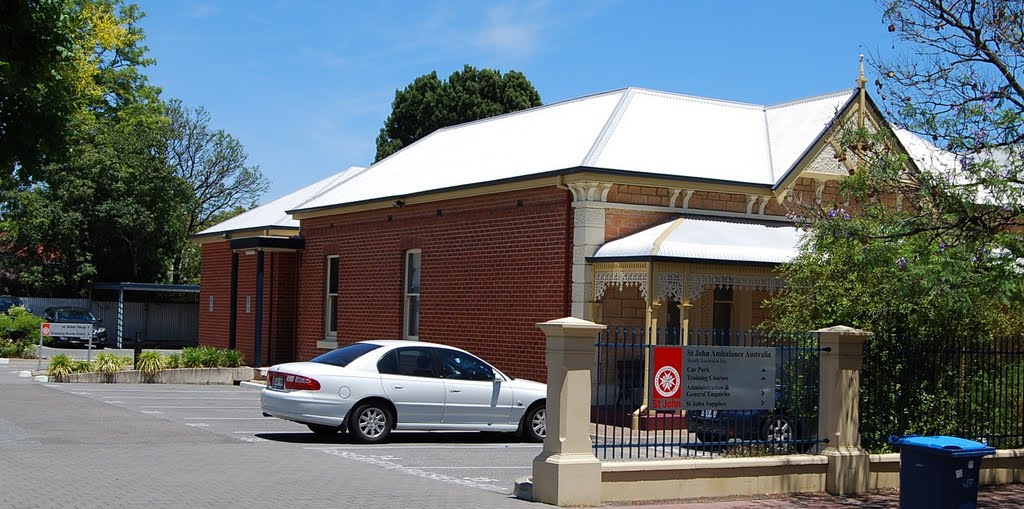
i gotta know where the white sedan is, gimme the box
[260,340,547,443]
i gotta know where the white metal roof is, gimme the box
[294,87,857,212]
[195,166,367,236]
[591,216,804,264]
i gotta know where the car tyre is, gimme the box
[762,414,798,452]
[521,404,546,442]
[348,403,392,444]
[307,423,339,438]
[694,431,722,444]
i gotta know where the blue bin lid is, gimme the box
[889,435,996,455]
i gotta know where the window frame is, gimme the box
[325,255,339,339]
[403,249,421,340]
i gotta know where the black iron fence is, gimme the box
[860,334,1024,452]
[592,327,823,460]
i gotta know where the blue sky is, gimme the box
[135,1,898,203]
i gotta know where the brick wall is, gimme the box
[295,187,573,382]
[198,243,299,366]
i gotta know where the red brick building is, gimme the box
[193,81,924,383]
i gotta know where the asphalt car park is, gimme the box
[39,380,540,495]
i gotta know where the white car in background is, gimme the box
[260,340,547,443]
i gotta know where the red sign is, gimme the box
[651,346,683,410]
[41,323,51,336]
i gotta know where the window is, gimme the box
[439,349,494,381]
[379,347,436,378]
[325,256,339,338]
[311,343,381,367]
[403,249,421,340]
[712,287,733,333]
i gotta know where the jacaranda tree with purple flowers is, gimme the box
[768,0,1024,339]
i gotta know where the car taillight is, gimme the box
[284,374,321,391]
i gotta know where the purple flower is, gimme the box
[939,241,948,251]
[974,129,988,148]
[897,257,908,269]
[959,155,974,171]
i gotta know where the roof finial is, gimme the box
[856,54,867,129]
[856,54,867,89]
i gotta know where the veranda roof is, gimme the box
[292,88,857,213]
[590,216,804,265]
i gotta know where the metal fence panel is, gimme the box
[19,297,198,347]
[860,334,1024,451]
[593,327,822,461]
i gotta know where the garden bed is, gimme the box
[51,366,255,385]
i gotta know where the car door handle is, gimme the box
[450,389,461,393]
[392,385,404,390]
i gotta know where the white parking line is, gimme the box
[55,389,245,393]
[184,413,270,417]
[231,430,303,434]
[138,406,260,409]
[99,397,254,400]
[311,448,507,493]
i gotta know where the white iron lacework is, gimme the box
[688,273,785,299]
[658,272,685,300]
[595,271,648,300]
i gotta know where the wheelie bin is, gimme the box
[889,435,996,509]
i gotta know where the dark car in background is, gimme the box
[0,296,30,315]
[44,306,107,348]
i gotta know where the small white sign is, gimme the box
[41,322,93,338]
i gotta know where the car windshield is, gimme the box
[55,309,95,321]
[310,343,382,367]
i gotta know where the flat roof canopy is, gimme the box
[229,236,305,252]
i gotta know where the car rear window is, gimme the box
[310,343,382,367]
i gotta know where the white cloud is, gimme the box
[472,5,543,57]
[186,3,219,18]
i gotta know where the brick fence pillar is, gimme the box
[531,317,605,506]
[816,325,872,495]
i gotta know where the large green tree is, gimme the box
[768,0,1024,338]
[166,100,268,284]
[0,0,145,189]
[0,0,189,296]
[374,65,542,161]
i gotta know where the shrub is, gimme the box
[179,347,203,368]
[94,353,130,382]
[165,353,181,369]
[220,349,244,368]
[0,338,37,358]
[198,345,222,367]
[135,351,167,380]
[72,360,92,373]
[0,307,44,343]
[48,354,75,381]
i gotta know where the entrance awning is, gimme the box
[589,216,803,265]
[588,217,804,301]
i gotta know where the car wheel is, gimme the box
[307,423,338,438]
[348,403,392,444]
[763,414,797,452]
[694,431,722,444]
[521,404,546,442]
